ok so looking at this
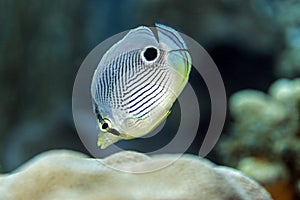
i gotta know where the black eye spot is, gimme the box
[143,47,158,61]
[102,122,109,130]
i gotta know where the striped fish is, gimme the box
[91,24,191,149]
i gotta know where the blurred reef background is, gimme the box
[0,0,300,199]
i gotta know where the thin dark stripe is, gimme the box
[136,87,169,119]
[124,69,160,100]
[111,57,118,106]
[128,71,169,112]
[104,61,111,103]
[116,53,127,106]
[136,73,171,117]
[121,53,127,90]
[129,85,164,114]
[99,72,105,103]
[126,83,160,111]
[127,81,158,105]
[124,67,161,97]
[127,68,169,110]
[125,69,155,91]
[124,68,165,105]
[134,88,166,118]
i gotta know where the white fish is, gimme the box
[91,24,191,149]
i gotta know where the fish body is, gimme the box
[91,24,191,149]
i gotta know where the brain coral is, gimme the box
[0,150,272,200]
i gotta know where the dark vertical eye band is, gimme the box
[94,103,112,133]
[94,103,103,122]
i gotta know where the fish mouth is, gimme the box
[97,129,135,149]
[97,131,124,149]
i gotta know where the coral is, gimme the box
[237,157,293,200]
[0,150,272,200]
[218,78,300,199]
[274,1,300,77]
[237,157,289,184]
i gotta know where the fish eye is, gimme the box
[142,46,159,62]
[100,118,111,132]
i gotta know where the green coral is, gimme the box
[218,78,300,198]
[275,1,300,77]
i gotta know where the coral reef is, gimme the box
[218,78,300,200]
[237,157,293,200]
[0,150,272,200]
[274,1,300,77]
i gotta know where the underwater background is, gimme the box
[0,0,300,199]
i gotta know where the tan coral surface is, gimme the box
[0,150,272,200]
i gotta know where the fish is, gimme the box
[91,23,192,149]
